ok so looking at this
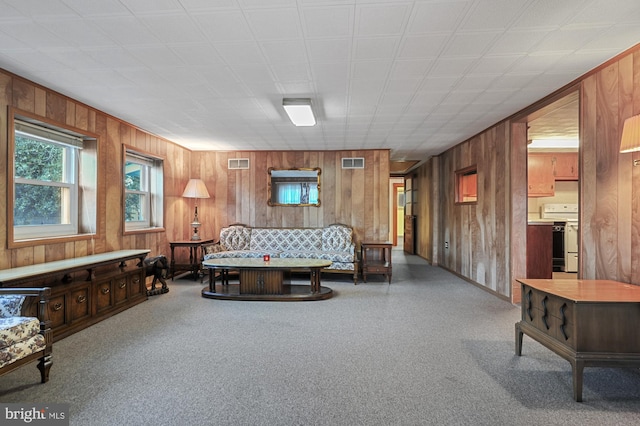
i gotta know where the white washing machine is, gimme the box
[565,221,578,272]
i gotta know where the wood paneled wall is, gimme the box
[581,48,640,283]
[0,70,192,269]
[414,44,640,302]
[433,123,511,296]
[191,150,390,244]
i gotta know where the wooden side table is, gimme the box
[360,241,392,284]
[169,239,214,280]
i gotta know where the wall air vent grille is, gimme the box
[342,157,365,169]
[228,158,250,170]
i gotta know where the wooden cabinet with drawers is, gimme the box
[515,279,640,402]
[0,250,149,342]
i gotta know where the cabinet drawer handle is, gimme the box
[101,287,110,294]
[53,302,63,311]
[119,281,127,289]
[77,295,87,304]
[132,277,140,284]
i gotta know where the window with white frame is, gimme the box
[13,120,85,240]
[124,149,164,232]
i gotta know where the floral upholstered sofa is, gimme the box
[0,287,52,383]
[203,223,358,283]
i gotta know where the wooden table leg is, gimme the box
[572,360,584,402]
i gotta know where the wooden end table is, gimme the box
[360,241,392,283]
[169,239,214,280]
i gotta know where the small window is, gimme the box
[124,147,164,232]
[455,166,477,204]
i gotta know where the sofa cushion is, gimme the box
[250,228,323,252]
[322,224,354,253]
[219,225,252,251]
[205,250,279,260]
[279,251,354,263]
[0,296,25,318]
[0,316,41,351]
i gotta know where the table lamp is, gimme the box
[182,178,210,240]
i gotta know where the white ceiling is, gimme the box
[1,0,639,161]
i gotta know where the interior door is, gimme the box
[404,175,416,254]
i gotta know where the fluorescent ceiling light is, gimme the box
[528,139,579,149]
[283,98,316,126]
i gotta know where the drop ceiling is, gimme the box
[1,0,639,163]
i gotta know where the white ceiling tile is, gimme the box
[125,45,183,67]
[260,40,308,64]
[428,57,477,77]
[441,32,501,57]
[271,63,311,82]
[353,37,399,60]
[4,0,76,18]
[351,61,391,80]
[0,21,68,49]
[118,0,184,14]
[213,41,265,65]
[406,1,473,34]
[169,43,225,66]
[244,8,302,40]
[302,6,353,38]
[470,55,522,73]
[307,39,351,63]
[138,14,208,44]
[389,59,435,79]
[460,0,529,31]
[191,11,254,42]
[398,35,450,59]
[179,0,238,10]
[355,3,411,37]
[509,51,568,73]
[89,16,159,46]
[488,29,549,55]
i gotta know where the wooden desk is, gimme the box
[515,278,640,401]
[360,241,392,283]
[169,239,214,280]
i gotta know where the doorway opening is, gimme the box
[525,90,580,280]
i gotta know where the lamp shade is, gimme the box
[283,98,316,126]
[620,114,640,153]
[182,179,210,199]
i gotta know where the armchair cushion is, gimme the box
[0,296,25,318]
[0,317,46,368]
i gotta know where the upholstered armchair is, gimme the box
[0,287,52,383]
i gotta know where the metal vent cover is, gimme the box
[228,158,250,169]
[342,157,364,169]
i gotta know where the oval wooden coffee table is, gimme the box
[202,258,333,301]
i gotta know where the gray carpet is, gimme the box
[2,251,639,425]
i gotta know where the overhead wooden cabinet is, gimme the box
[552,153,579,180]
[527,154,555,197]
